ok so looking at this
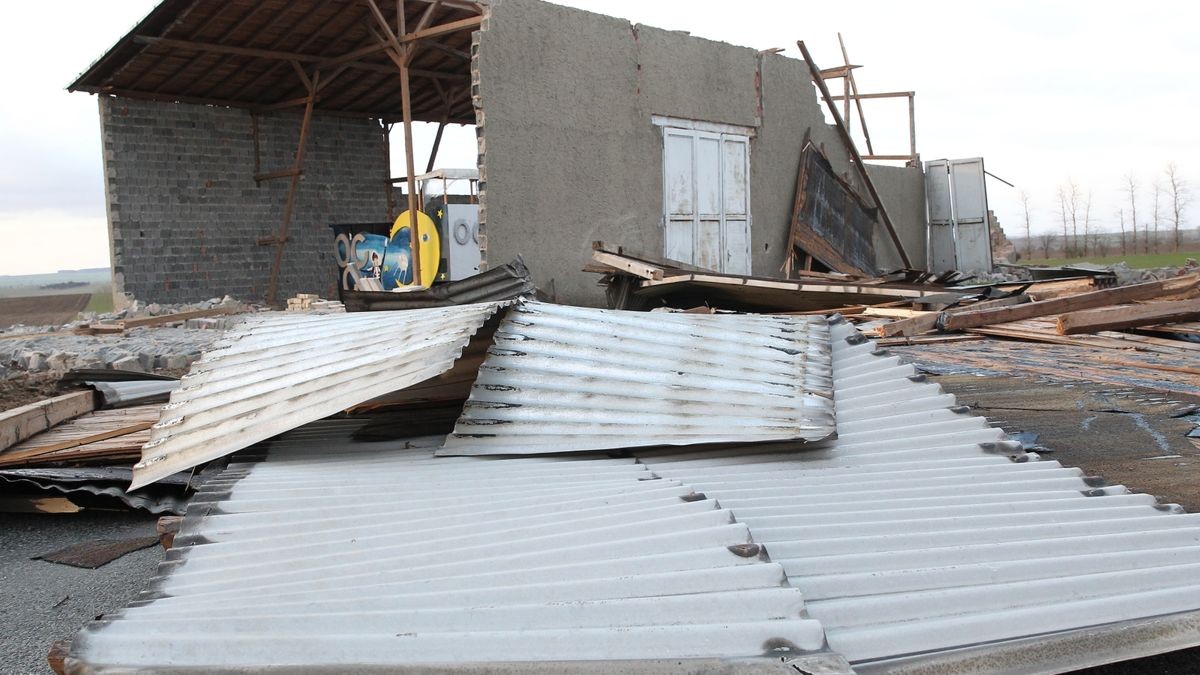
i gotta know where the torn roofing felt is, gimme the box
[436,301,836,457]
[131,303,510,490]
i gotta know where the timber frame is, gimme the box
[71,0,485,305]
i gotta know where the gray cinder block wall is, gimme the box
[475,0,927,305]
[99,97,389,305]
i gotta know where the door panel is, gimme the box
[662,126,752,274]
[664,218,694,264]
[724,219,750,275]
[721,137,749,216]
[696,219,723,272]
[695,134,722,217]
[664,131,694,216]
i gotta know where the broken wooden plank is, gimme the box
[0,391,95,452]
[875,334,985,347]
[591,241,708,274]
[1057,299,1200,335]
[157,515,184,550]
[942,276,1198,332]
[80,306,241,335]
[879,294,1031,337]
[590,250,665,281]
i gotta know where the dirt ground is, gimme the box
[931,373,1200,511]
[0,294,91,330]
[0,372,76,412]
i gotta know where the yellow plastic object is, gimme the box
[390,210,441,287]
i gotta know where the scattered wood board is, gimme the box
[0,391,95,452]
[1056,299,1200,335]
[34,536,159,569]
[80,306,240,334]
[941,276,1198,332]
[0,405,160,469]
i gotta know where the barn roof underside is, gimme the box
[69,0,482,124]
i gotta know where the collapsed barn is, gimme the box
[70,0,943,308]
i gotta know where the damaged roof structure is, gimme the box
[71,0,928,308]
[41,1,1200,673]
[63,302,1200,673]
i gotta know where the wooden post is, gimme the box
[798,40,911,268]
[838,33,874,156]
[399,60,423,287]
[381,120,395,221]
[425,120,446,173]
[266,70,319,307]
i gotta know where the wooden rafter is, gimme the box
[149,3,269,94]
[221,0,359,101]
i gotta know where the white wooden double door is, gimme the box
[662,127,751,274]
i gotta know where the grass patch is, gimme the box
[86,289,114,314]
[1023,251,1200,269]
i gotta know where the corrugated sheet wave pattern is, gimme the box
[131,303,508,489]
[638,318,1200,670]
[71,422,834,671]
[437,301,836,456]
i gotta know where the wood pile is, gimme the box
[77,305,242,335]
[286,294,345,311]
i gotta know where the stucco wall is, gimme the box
[99,97,389,305]
[476,0,927,305]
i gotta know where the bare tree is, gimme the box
[1117,207,1127,254]
[1056,180,1081,258]
[1124,174,1141,254]
[1151,181,1163,254]
[1082,190,1093,257]
[1037,232,1057,259]
[1093,225,1110,257]
[1020,190,1033,259]
[1165,162,1190,252]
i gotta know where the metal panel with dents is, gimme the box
[68,426,844,673]
[636,317,1200,671]
[436,301,835,456]
[131,303,509,490]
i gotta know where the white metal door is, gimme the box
[663,127,751,274]
[924,157,992,274]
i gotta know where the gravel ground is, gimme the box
[0,512,162,674]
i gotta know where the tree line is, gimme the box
[1020,163,1191,260]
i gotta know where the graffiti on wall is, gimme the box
[333,211,441,291]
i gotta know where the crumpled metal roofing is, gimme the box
[69,422,844,673]
[437,301,836,456]
[131,303,508,490]
[68,310,1200,673]
[634,317,1200,672]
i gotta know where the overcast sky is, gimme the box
[1,0,1195,275]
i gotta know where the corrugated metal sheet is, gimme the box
[437,301,835,456]
[70,423,844,673]
[88,380,179,408]
[67,309,1200,672]
[131,303,508,490]
[635,316,1200,672]
[341,257,535,312]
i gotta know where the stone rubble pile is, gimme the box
[0,327,224,380]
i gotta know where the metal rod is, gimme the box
[266,70,321,306]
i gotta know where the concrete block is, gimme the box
[112,355,146,373]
